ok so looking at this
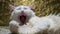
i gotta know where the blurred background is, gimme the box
[0,0,60,26]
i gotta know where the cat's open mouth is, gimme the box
[19,15,27,25]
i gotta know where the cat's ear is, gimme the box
[29,3,35,10]
[9,4,15,11]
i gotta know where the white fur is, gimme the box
[9,5,60,34]
[47,14,60,34]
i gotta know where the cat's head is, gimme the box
[9,4,35,25]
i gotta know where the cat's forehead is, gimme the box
[15,6,30,8]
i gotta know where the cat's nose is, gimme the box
[21,11,24,13]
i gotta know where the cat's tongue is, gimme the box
[19,15,27,25]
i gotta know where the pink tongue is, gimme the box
[19,15,26,25]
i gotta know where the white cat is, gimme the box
[9,4,60,34]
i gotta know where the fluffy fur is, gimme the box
[9,5,60,34]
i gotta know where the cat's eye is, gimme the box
[24,7,27,10]
[17,8,21,10]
